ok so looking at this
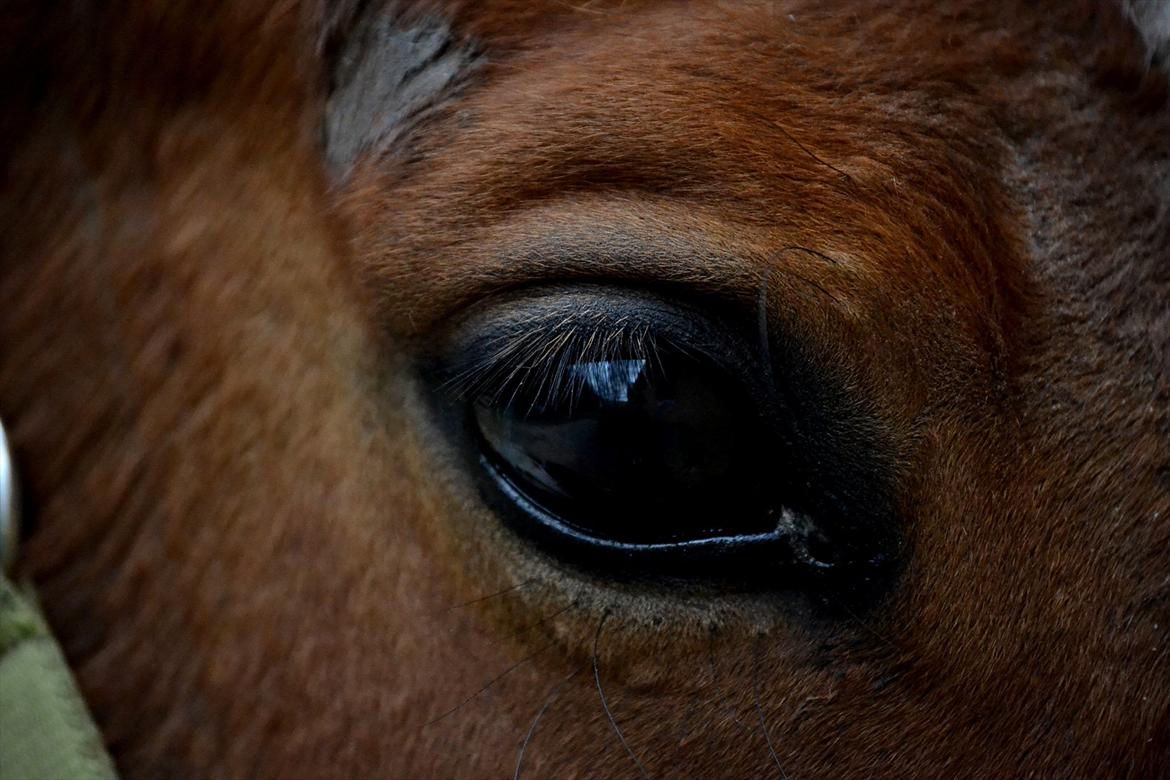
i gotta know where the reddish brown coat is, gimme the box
[1,1,1167,777]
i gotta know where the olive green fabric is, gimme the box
[0,577,118,780]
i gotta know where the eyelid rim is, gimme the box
[479,449,834,582]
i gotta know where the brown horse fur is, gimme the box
[1,1,1168,777]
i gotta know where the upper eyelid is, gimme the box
[376,198,852,340]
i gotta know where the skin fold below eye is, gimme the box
[427,286,900,597]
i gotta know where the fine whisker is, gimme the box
[757,269,774,385]
[777,244,842,267]
[786,269,840,304]
[427,640,558,727]
[439,579,539,614]
[752,635,788,779]
[514,663,588,780]
[506,602,576,641]
[594,611,652,779]
[743,108,853,182]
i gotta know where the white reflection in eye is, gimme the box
[569,359,647,404]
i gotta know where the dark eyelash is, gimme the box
[439,317,668,415]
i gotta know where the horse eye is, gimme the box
[472,345,783,551]
[428,287,858,581]
[432,287,897,592]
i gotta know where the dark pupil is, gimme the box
[473,347,779,545]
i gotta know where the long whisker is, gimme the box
[785,269,840,304]
[777,244,842,267]
[836,600,898,651]
[752,635,788,779]
[765,247,842,305]
[514,663,588,780]
[507,603,575,640]
[594,611,651,779]
[440,579,539,614]
[702,627,724,734]
[427,640,558,726]
[735,107,853,182]
[758,269,774,384]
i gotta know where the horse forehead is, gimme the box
[338,9,1027,353]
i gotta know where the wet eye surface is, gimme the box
[474,345,781,546]
[428,286,899,598]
